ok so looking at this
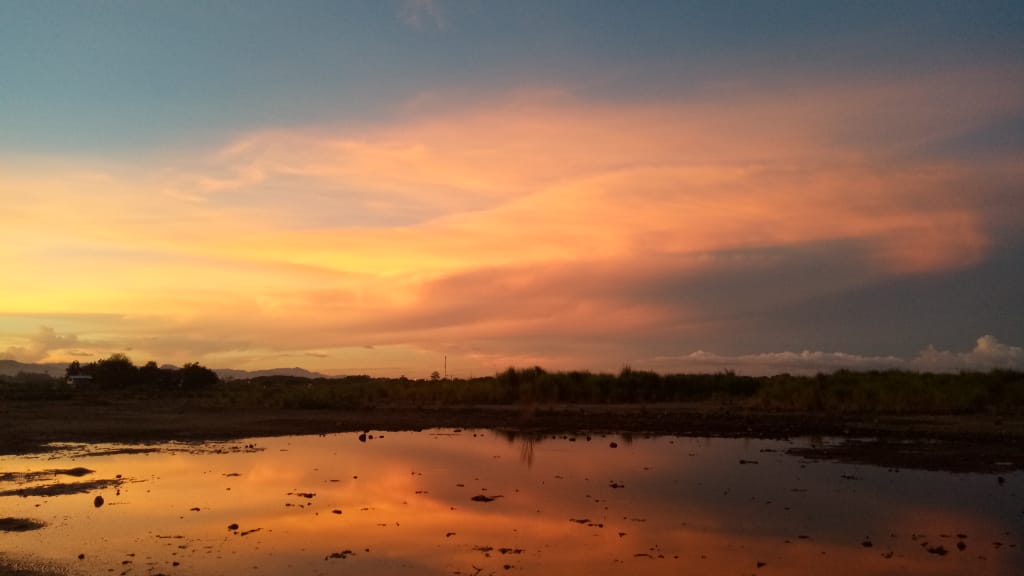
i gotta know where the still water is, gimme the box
[1,431,1020,575]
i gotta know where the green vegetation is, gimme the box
[2,359,1022,415]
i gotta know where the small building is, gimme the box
[66,374,93,388]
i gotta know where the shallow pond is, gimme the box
[1,431,1021,575]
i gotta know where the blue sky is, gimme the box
[6,1,1020,153]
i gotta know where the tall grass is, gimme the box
[753,369,1024,413]
[200,367,1023,414]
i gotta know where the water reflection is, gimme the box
[0,431,1020,575]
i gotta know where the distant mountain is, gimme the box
[0,359,68,378]
[1,360,327,381]
[214,367,328,380]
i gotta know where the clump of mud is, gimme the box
[0,518,46,532]
[0,477,123,497]
[0,467,94,483]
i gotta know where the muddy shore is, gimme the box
[2,399,1022,472]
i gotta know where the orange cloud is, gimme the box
[2,66,1021,372]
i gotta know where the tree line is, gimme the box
[65,353,219,390]
[3,359,1022,414]
[208,365,1024,414]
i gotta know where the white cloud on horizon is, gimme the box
[910,335,1024,373]
[650,335,1024,376]
[0,326,83,363]
[4,322,1022,379]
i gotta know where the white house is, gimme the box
[66,374,93,388]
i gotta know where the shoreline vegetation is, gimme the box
[2,357,1023,467]
[4,356,1024,413]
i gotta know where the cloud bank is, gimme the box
[653,335,1024,376]
[1,326,83,363]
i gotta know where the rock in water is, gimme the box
[93,495,104,508]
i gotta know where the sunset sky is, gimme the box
[2,1,1023,377]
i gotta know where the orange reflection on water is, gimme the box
[0,433,1020,575]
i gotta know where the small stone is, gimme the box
[228,523,239,531]
[93,495,104,508]
[609,442,618,448]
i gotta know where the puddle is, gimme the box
[0,431,1020,575]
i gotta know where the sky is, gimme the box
[2,1,1023,377]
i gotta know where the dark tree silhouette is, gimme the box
[180,362,219,390]
[85,353,138,389]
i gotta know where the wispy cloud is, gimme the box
[398,0,444,30]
